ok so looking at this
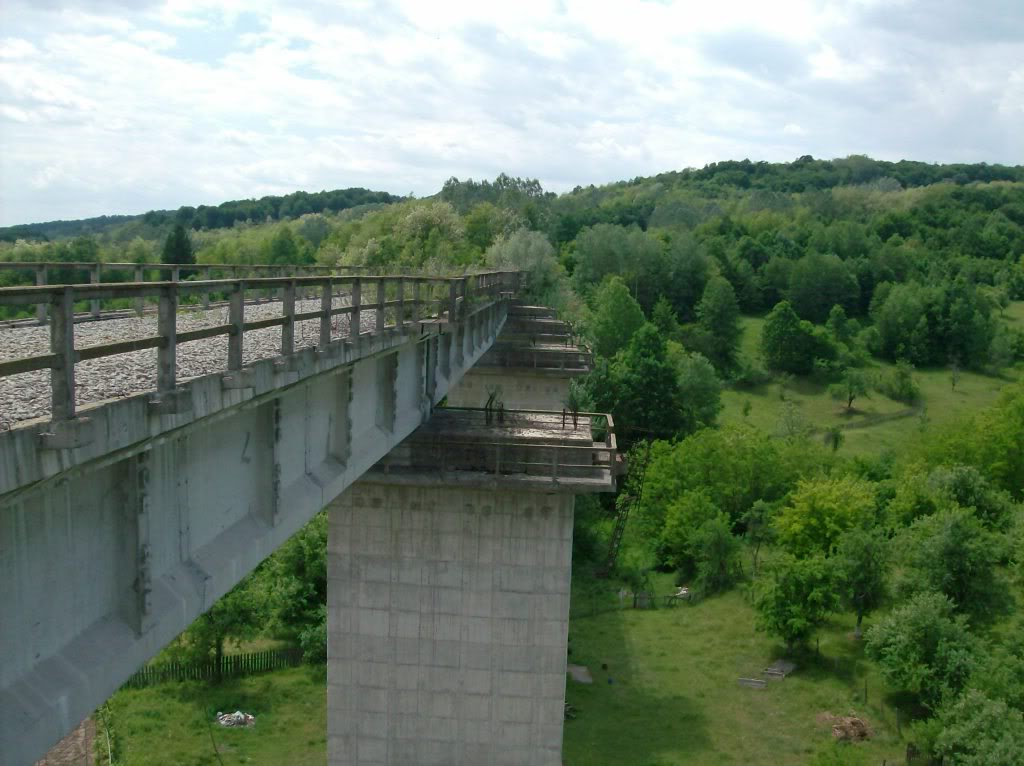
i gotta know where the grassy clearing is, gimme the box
[1004,300,1024,326]
[725,308,1022,457]
[564,578,906,766]
[105,667,326,765]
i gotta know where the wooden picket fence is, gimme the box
[122,647,304,689]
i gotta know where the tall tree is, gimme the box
[935,690,1024,766]
[787,253,860,323]
[897,506,1012,624]
[865,592,977,711]
[162,223,195,266]
[756,553,839,650]
[587,276,645,358]
[667,343,722,434]
[178,575,267,680]
[606,323,686,439]
[761,300,835,375]
[696,276,742,372]
[835,527,888,638]
[773,475,876,557]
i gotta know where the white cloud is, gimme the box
[0,0,1022,225]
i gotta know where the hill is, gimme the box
[0,187,403,243]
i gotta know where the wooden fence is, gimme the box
[0,270,521,422]
[121,647,304,689]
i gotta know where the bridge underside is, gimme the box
[0,303,505,766]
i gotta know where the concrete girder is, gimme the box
[0,302,507,766]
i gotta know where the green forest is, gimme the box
[18,156,1024,764]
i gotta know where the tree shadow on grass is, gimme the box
[564,608,711,766]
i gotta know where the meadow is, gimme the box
[102,668,326,766]
[563,578,906,766]
[719,306,1023,457]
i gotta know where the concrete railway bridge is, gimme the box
[0,266,618,766]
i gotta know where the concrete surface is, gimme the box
[327,483,574,766]
[0,302,506,766]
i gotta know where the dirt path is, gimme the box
[34,718,95,766]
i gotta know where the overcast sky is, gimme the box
[1,0,1022,226]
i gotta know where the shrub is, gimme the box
[876,361,921,404]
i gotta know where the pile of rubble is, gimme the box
[818,712,872,741]
[216,711,255,728]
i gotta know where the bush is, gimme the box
[812,357,845,384]
[730,353,772,388]
[876,361,921,404]
[865,592,977,711]
[299,607,327,665]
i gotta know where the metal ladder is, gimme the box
[597,439,652,577]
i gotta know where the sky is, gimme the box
[1,0,1022,226]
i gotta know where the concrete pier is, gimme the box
[327,484,574,766]
[327,409,617,765]
[447,304,591,411]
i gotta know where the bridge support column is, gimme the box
[446,303,590,412]
[327,483,573,766]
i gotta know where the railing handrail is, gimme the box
[0,270,523,424]
[0,274,483,305]
[0,260,360,271]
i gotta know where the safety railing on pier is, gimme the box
[478,345,593,372]
[0,271,520,422]
[378,408,618,488]
[0,261,365,323]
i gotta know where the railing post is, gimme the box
[171,266,180,285]
[134,265,145,316]
[50,287,76,420]
[201,266,211,310]
[157,284,177,394]
[319,278,332,349]
[35,265,47,324]
[448,279,458,322]
[376,278,386,331]
[282,279,296,355]
[350,278,361,340]
[412,278,421,322]
[228,283,244,370]
[90,263,101,319]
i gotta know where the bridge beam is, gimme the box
[0,301,508,766]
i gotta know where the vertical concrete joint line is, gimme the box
[271,398,282,524]
[133,450,154,635]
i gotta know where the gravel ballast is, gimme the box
[0,295,388,431]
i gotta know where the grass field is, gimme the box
[722,306,1022,456]
[563,577,907,766]
[110,593,905,766]
[104,667,326,765]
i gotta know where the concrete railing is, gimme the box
[0,270,520,423]
[0,261,369,323]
